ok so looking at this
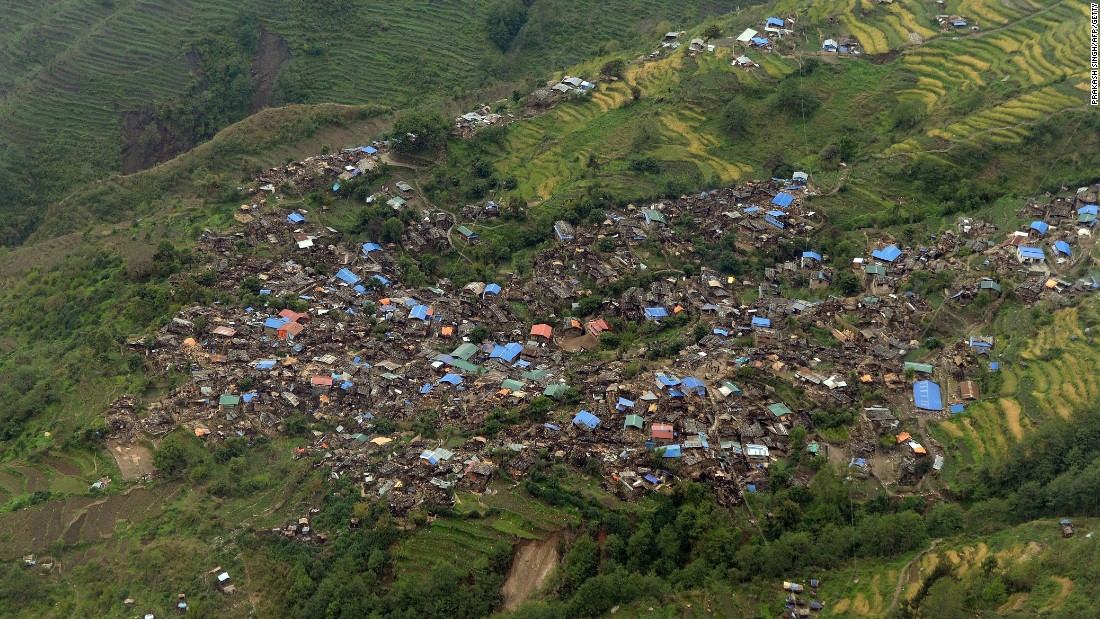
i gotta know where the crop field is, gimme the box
[927,85,1080,144]
[394,482,577,575]
[823,519,1097,616]
[935,308,1100,466]
[897,0,1090,111]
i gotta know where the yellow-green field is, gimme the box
[937,308,1100,464]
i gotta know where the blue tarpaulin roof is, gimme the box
[744,206,761,213]
[362,242,382,253]
[438,374,463,385]
[950,403,965,414]
[751,37,769,45]
[771,192,794,207]
[644,307,669,319]
[483,283,501,295]
[573,410,600,430]
[287,212,305,224]
[419,383,433,394]
[409,305,430,320]
[872,245,902,262]
[914,380,943,411]
[766,17,784,27]
[335,268,360,285]
[752,316,771,328]
[1054,241,1071,256]
[1079,204,1098,215]
[255,360,277,370]
[1018,246,1046,260]
[764,216,785,229]
[802,251,822,261]
[264,317,289,329]
[662,445,682,458]
[1030,221,1049,235]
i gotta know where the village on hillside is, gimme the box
[103,139,1100,525]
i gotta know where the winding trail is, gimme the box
[888,538,941,612]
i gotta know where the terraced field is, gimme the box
[935,308,1100,465]
[0,484,180,558]
[824,519,1097,616]
[395,482,577,574]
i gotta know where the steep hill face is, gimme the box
[0,0,740,247]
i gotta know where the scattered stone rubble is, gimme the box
[108,150,1100,517]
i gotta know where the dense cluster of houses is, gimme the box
[105,139,1099,518]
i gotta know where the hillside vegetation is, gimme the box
[0,1,1099,618]
[0,0,740,246]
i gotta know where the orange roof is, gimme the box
[379,298,391,305]
[280,322,304,337]
[194,427,210,437]
[212,326,237,337]
[531,324,553,339]
[570,319,582,329]
[587,319,611,334]
[279,309,309,322]
[441,326,455,336]
[311,375,333,386]
[912,445,927,455]
[673,305,684,313]
[896,432,912,444]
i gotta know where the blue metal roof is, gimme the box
[766,17,784,27]
[419,383,433,394]
[950,403,965,414]
[766,210,787,217]
[1018,246,1046,260]
[483,283,501,295]
[763,216,785,229]
[751,37,769,45]
[616,397,635,409]
[644,307,669,319]
[287,212,305,224]
[913,380,943,411]
[802,251,822,261]
[751,316,771,328]
[872,245,902,262]
[656,374,681,387]
[744,206,761,213]
[490,342,524,363]
[409,305,430,320]
[334,268,360,285]
[662,445,682,458]
[771,192,794,207]
[572,410,600,430]
[255,360,277,370]
[362,242,382,254]
[1030,220,1049,235]
[1079,204,1098,215]
[438,374,463,385]
[1054,241,1071,256]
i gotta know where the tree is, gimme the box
[926,502,965,537]
[599,59,625,79]
[380,217,404,243]
[719,100,749,138]
[834,271,861,296]
[703,24,722,40]
[485,0,528,52]
[892,98,927,130]
[776,82,820,117]
[919,578,966,619]
[392,109,450,154]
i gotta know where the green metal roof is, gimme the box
[449,359,483,374]
[767,402,794,417]
[903,362,934,374]
[451,343,479,360]
[543,384,568,399]
[501,379,525,392]
[623,414,645,429]
[219,394,241,407]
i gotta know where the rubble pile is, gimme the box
[110,150,1100,516]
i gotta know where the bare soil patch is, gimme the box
[559,334,598,352]
[502,534,560,610]
[108,441,155,480]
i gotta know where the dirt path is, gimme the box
[502,534,561,610]
[888,539,941,612]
